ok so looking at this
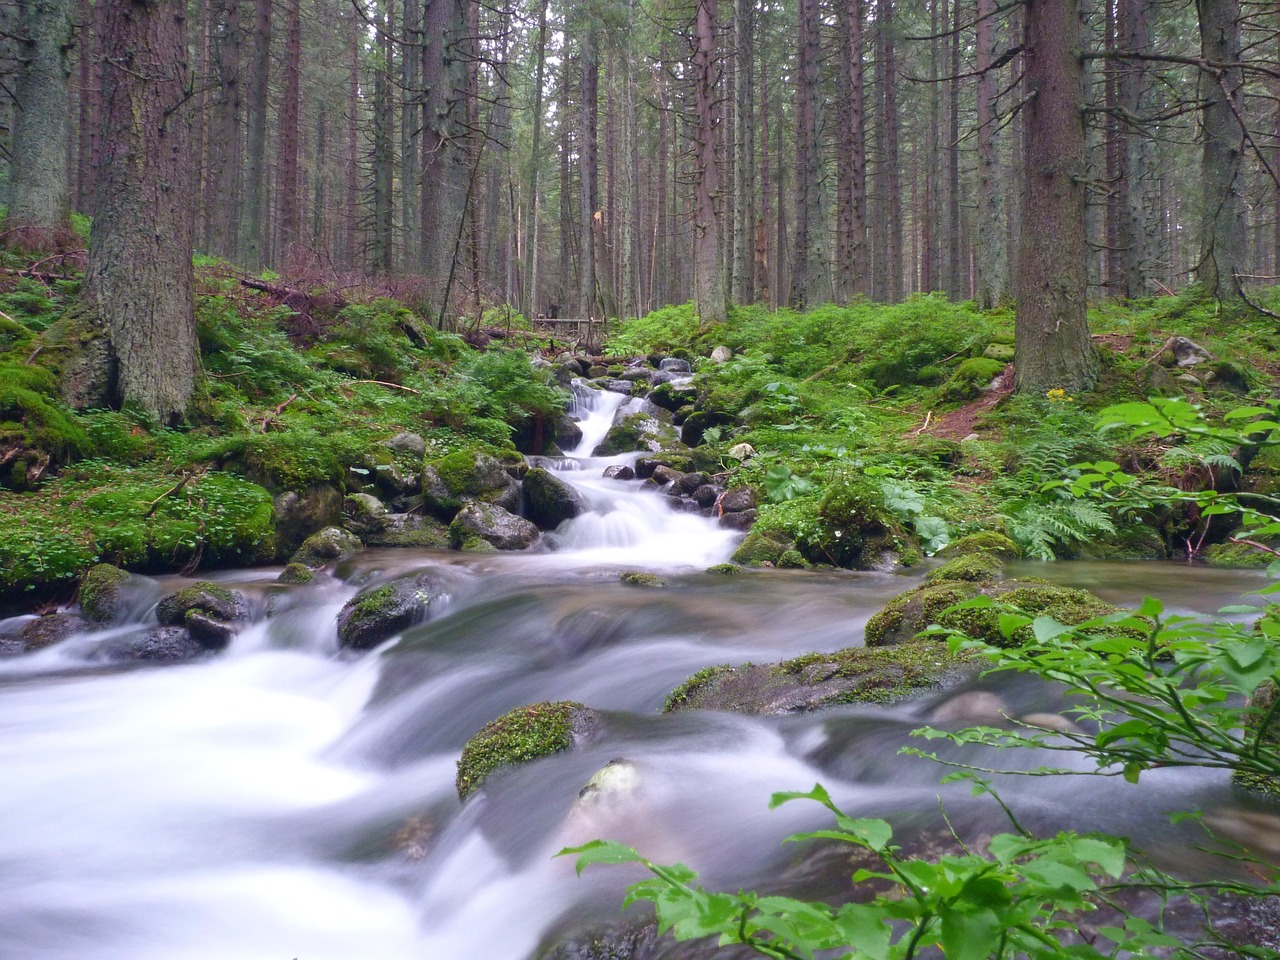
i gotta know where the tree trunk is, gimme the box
[7,0,72,244]
[975,0,1008,307]
[421,0,469,296]
[692,0,725,325]
[241,0,271,270]
[1195,0,1247,303]
[790,0,827,308]
[882,0,903,303]
[730,0,754,305]
[401,0,421,268]
[203,0,240,260]
[834,0,867,303]
[371,0,394,274]
[276,0,302,260]
[1121,0,1157,297]
[75,0,98,214]
[344,6,359,267]
[79,0,196,422]
[577,31,599,319]
[520,0,550,318]
[1014,0,1097,396]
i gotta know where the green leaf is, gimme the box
[939,905,1003,960]
[558,839,647,875]
[1032,616,1076,643]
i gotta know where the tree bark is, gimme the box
[790,0,827,308]
[974,0,1008,307]
[730,0,754,305]
[1014,0,1097,396]
[881,0,903,303]
[276,0,302,260]
[835,0,867,303]
[577,30,599,319]
[203,0,240,260]
[421,0,469,297]
[241,0,271,270]
[692,0,725,325]
[1195,0,1247,303]
[1121,0,1158,297]
[79,0,196,422]
[7,0,72,242]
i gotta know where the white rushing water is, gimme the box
[0,386,1273,960]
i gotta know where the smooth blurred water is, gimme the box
[0,388,1273,959]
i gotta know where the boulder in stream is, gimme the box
[456,700,602,800]
[663,640,972,715]
[155,581,250,650]
[422,449,522,519]
[105,626,207,662]
[77,563,135,624]
[337,571,449,650]
[17,613,91,652]
[524,467,587,530]
[449,502,541,551]
[290,525,363,568]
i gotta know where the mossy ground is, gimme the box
[455,701,590,799]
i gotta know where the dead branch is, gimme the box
[144,466,209,519]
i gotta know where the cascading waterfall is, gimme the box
[0,384,1276,959]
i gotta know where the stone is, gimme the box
[597,378,634,395]
[647,381,699,413]
[658,357,691,373]
[524,467,588,530]
[455,701,602,799]
[554,415,584,452]
[675,471,710,494]
[592,412,679,457]
[710,345,733,363]
[343,493,391,538]
[272,484,344,558]
[449,502,541,551]
[691,484,723,508]
[679,410,734,447]
[364,513,452,549]
[422,450,522,519]
[78,563,134,624]
[650,465,683,487]
[337,571,449,650]
[602,464,635,481]
[18,613,91,652]
[664,640,971,715]
[718,486,757,513]
[982,343,1016,362]
[155,582,249,650]
[727,442,755,460]
[384,431,426,457]
[1171,335,1213,368]
[106,626,206,663]
[277,562,315,584]
[718,509,757,531]
[290,525,363,568]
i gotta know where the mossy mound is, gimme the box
[448,502,540,551]
[456,701,601,800]
[593,412,680,457]
[78,563,133,623]
[663,640,972,715]
[1203,538,1276,569]
[277,562,315,584]
[421,449,521,519]
[1233,680,1280,801]
[155,581,245,626]
[937,357,1007,403]
[802,478,905,570]
[941,532,1022,560]
[731,527,796,566]
[337,571,448,649]
[290,526,362,568]
[865,578,1124,648]
[705,563,743,575]
[524,467,587,530]
[18,613,91,652]
[925,552,1003,584]
[620,572,667,587]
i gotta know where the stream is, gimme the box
[0,384,1275,960]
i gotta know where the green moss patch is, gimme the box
[77,563,132,623]
[456,701,599,800]
[941,532,1021,560]
[925,552,1003,584]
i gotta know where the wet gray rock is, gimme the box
[691,484,723,509]
[555,415,584,452]
[155,582,250,650]
[422,452,522,518]
[290,525,362,569]
[343,493,391,538]
[718,486,757,514]
[273,484,344,557]
[658,357,691,373]
[602,465,635,481]
[384,431,426,458]
[718,509,757,531]
[710,345,733,363]
[364,513,451,549]
[597,378,634,395]
[18,614,91,652]
[524,468,588,530]
[106,626,207,663]
[78,563,134,624]
[337,571,450,650]
[449,502,541,551]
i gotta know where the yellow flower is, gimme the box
[1045,388,1074,403]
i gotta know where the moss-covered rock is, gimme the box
[925,552,1003,584]
[1075,523,1168,561]
[78,563,133,623]
[456,701,602,799]
[865,578,1125,648]
[731,527,796,566]
[940,531,1022,560]
[342,493,390,538]
[593,412,680,457]
[18,613,91,652]
[794,478,905,570]
[524,467,587,530]
[422,449,521,519]
[449,502,540,551]
[1203,537,1276,569]
[705,563,742,575]
[620,572,667,587]
[647,381,698,413]
[273,484,344,557]
[103,626,206,663]
[155,581,248,650]
[290,525,363,568]
[364,513,451,549]
[337,571,449,650]
[1234,681,1279,801]
[277,562,315,584]
[663,640,972,715]
[938,357,1008,403]
[777,549,811,570]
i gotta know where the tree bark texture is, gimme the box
[421,0,469,294]
[1195,0,1247,302]
[975,0,1008,307]
[790,0,827,309]
[692,0,725,324]
[835,0,867,303]
[276,0,303,260]
[240,0,271,269]
[81,0,197,422]
[7,0,72,239]
[1014,0,1098,396]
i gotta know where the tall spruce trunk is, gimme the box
[241,0,271,270]
[203,0,240,260]
[1195,0,1247,303]
[75,0,97,213]
[1121,0,1158,297]
[401,0,421,268]
[975,0,1008,307]
[790,0,827,308]
[577,32,599,319]
[882,0,903,303]
[276,0,302,260]
[834,0,867,302]
[1014,0,1097,396]
[79,0,196,422]
[520,0,549,318]
[7,0,72,243]
[371,0,394,274]
[692,0,725,325]
[730,0,754,305]
[421,0,469,297]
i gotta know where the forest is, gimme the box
[3,0,1280,958]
